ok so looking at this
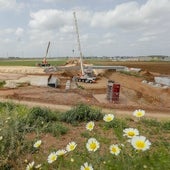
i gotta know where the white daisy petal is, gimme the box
[131,136,151,151]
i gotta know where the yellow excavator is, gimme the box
[37,41,51,67]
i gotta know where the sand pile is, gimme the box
[139,70,154,81]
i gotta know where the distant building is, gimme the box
[139,55,170,61]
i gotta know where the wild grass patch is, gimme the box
[60,103,103,124]
[0,81,5,88]
[0,102,170,169]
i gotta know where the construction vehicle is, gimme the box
[76,67,96,83]
[37,41,51,67]
[73,12,96,83]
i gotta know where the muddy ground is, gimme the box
[0,62,170,119]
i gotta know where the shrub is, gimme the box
[0,81,5,88]
[0,111,32,168]
[43,122,69,137]
[26,107,59,128]
[60,103,103,124]
[0,102,16,112]
[161,121,170,130]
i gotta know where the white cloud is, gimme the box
[0,0,15,9]
[15,27,24,36]
[138,36,156,42]
[43,0,76,3]
[0,28,13,35]
[44,0,54,2]
[29,9,73,30]
[91,0,170,31]
[0,0,24,11]
[0,28,15,40]
[1,0,170,57]
[91,2,143,29]
[59,25,73,33]
[28,9,92,48]
[3,38,13,43]
[0,27,24,44]
[29,9,91,31]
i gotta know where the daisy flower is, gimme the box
[26,161,34,170]
[35,164,42,169]
[131,136,151,151]
[109,144,121,156]
[86,121,95,131]
[56,149,67,156]
[66,141,77,152]
[103,114,114,122]
[86,138,100,152]
[123,128,139,138]
[33,140,42,148]
[47,152,57,164]
[133,109,145,118]
[80,162,93,170]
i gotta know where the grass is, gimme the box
[0,81,5,88]
[0,58,67,66]
[0,102,170,169]
[60,103,103,124]
[119,70,141,77]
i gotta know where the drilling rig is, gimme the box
[73,12,96,83]
[37,41,51,67]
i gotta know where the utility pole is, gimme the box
[73,11,84,75]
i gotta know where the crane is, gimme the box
[37,41,51,67]
[73,11,84,75]
[73,12,96,83]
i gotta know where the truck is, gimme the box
[75,67,96,83]
[75,74,96,83]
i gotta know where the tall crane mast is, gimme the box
[73,11,85,75]
[45,41,50,60]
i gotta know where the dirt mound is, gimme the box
[64,59,90,66]
[60,70,80,78]
[64,59,80,66]
[97,69,115,78]
[139,70,154,81]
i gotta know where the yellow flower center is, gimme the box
[51,155,56,161]
[136,141,145,149]
[70,145,75,150]
[84,167,90,170]
[128,131,135,137]
[112,147,117,153]
[36,144,40,147]
[137,112,142,117]
[90,142,97,150]
[107,117,112,121]
[88,124,93,129]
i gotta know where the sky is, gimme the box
[0,0,170,58]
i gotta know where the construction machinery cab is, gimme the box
[40,58,50,67]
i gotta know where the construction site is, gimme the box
[0,12,170,118]
[0,59,170,117]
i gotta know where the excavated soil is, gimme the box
[0,63,170,118]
